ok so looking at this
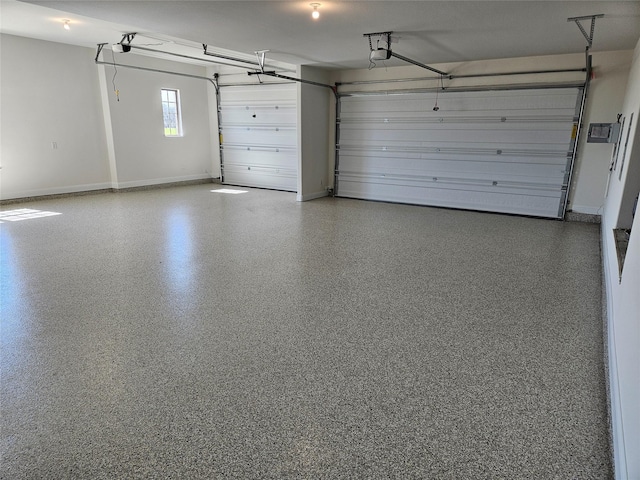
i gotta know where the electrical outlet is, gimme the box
[51,142,58,150]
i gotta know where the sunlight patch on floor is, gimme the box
[0,209,62,223]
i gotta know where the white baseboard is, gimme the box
[116,174,212,189]
[296,190,329,202]
[570,204,604,215]
[1,182,113,201]
[1,174,213,202]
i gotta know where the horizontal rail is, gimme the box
[130,45,255,70]
[336,68,586,87]
[218,82,295,87]
[248,71,337,96]
[202,44,272,70]
[95,59,215,84]
[338,82,585,97]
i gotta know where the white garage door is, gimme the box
[219,84,297,191]
[336,87,583,218]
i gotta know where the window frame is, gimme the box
[161,88,183,137]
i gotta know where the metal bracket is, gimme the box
[363,31,393,51]
[95,43,107,62]
[255,50,269,73]
[212,72,220,95]
[567,14,604,48]
[119,32,137,45]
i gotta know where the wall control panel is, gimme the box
[587,123,621,143]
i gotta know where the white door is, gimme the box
[336,87,582,218]
[218,84,297,191]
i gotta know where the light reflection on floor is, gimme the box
[0,228,27,342]
[210,189,248,194]
[166,209,192,293]
[0,208,62,223]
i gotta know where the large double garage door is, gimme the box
[218,83,297,191]
[336,87,583,218]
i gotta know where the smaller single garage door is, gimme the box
[336,87,583,218]
[219,83,297,192]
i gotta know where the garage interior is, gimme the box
[1,1,639,478]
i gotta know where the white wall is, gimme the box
[601,37,640,480]
[100,53,213,188]
[330,51,633,215]
[297,65,331,201]
[0,35,216,199]
[0,34,110,199]
[573,51,633,214]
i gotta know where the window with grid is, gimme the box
[161,89,182,137]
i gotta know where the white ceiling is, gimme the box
[2,0,640,70]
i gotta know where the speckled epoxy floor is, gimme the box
[1,185,611,479]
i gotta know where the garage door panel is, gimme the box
[223,165,297,190]
[340,91,579,114]
[339,119,576,130]
[339,175,563,196]
[219,108,296,126]
[340,140,570,156]
[339,155,567,183]
[337,154,570,185]
[340,148,568,168]
[337,178,563,217]
[223,147,296,165]
[222,85,296,100]
[219,83,297,192]
[339,127,573,145]
[221,127,297,147]
[340,112,577,125]
[336,87,582,218]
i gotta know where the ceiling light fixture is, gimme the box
[310,3,321,20]
[63,19,71,30]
